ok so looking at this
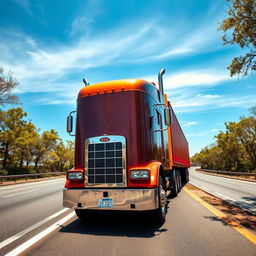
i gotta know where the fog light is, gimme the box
[67,172,83,180]
[130,170,149,179]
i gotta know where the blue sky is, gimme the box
[0,0,255,156]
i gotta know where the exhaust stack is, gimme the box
[83,78,90,86]
[158,68,165,95]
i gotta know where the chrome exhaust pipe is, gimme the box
[158,68,165,95]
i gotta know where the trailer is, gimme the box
[63,68,190,224]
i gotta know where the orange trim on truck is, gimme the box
[78,79,157,99]
[128,161,162,188]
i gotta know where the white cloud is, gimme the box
[70,17,94,36]
[183,121,198,127]
[150,48,193,60]
[187,132,209,137]
[171,93,256,113]
[0,7,238,105]
[145,70,231,90]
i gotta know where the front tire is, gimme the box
[152,176,167,225]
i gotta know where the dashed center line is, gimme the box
[215,192,235,201]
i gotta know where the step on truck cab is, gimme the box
[63,68,190,224]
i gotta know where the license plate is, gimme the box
[98,198,113,208]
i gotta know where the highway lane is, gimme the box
[1,175,255,255]
[189,167,256,214]
[26,189,256,256]
[0,179,65,243]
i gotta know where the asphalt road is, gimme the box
[0,174,255,255]
[189,167,256,214]
[0,179,65,243]
[27,188,255,256]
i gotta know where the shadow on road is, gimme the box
[203,196,256,232]
[59,210,168,238]
[236,196,256,210]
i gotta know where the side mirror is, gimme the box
[164,107,172,126]
[67,115,73,133]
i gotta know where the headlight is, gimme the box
[67,171,83,180]
[130,170,149,179]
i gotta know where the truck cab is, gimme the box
[63,69,190,224]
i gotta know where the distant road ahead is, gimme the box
[189,167,256,214]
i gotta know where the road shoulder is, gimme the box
[184,184,256,244]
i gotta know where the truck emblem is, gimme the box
[100,137,110,142]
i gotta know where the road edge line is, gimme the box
[184,187,256,245]
[0,208,69,250]
[4,211,75,256]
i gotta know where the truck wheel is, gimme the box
[186,168,189,183]
[171,170,178,197]
[181,168,189,184]
[152,176,167,225]
[177,171,181,192]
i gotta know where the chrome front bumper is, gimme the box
[63,188,159,211]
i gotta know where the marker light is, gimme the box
[130,170,149,179]
[67,171,83,180]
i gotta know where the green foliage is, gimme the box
[0,107,74,175]
[191,106,256,172]
[219,0,256,76]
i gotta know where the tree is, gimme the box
[219,0,256,76]
[14,122,38,168]
[191,106,256,172]
[43,140,74,172]
[0,107,73,174]
[65,140,75,169]
[0,67,19,106]
[0,108,27,169]
[215,124,245,171]
[234,117,256,169]
[33,129,59,170]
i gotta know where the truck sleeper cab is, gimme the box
[63,69,190,224]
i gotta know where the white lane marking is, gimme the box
[200,186,208,190]
[0,208,69,250]
[5,211,76,256]
[1,189,40,198]
[0,180,64,196]
[195,171,256,185]
[0,178,65,191]
[215,192,235,201]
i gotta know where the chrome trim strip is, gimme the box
[63,188,159,211]
[85,135,127,187]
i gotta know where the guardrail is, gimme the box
[196,168,256,180]
[0,172,66,185]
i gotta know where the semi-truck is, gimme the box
[63,68,190,224]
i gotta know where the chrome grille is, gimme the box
[85,136,126,187]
